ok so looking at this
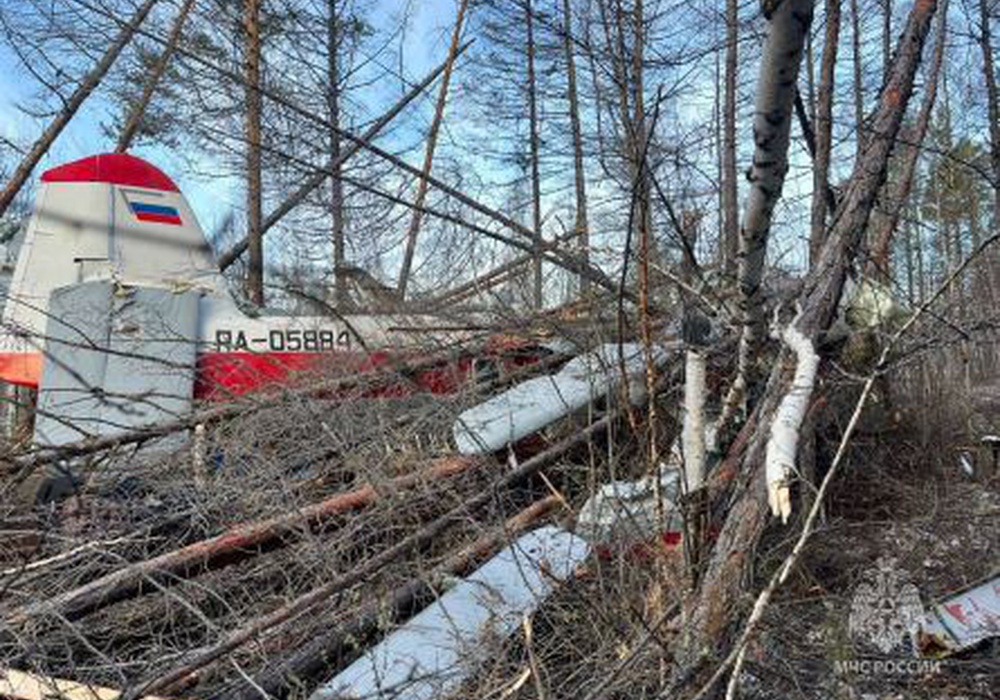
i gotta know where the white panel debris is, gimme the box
[919,574,1000,656]
[311,526,589,700]
[576,466,683,546]
[453,343,670,455]
[682,350,708,492]
[765,320,819,524]
[33,281,198,448]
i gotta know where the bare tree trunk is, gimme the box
[632,0,660,488]
[869,0,947,276]
[721,0,739,278]
[851,0,865,152]
[562,0,590,295]
[979,0,1000,235]
[809,0,841,265]
[721,0,814,425]
[596,0,635,171]
[715,49,724,264]
[327,0,347,309]
[244,0,264,306]
[631,0,652,283]
[526,0,544,309]
[396,0,470,300]
[115,0,197,153]
[983,1,1000,312]
[0,0,160,219]
[674,2,937,689]
[916,207,927,301]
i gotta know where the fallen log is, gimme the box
[6,456,481,626]
[230,495,563,700]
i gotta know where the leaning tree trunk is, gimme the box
[721,0,814,428]
[396,0,470,299]
[869,0,948,276]
[116,0,197,153]
[808,0,840,264]
[672,0,938,691]
[0,0,160,218]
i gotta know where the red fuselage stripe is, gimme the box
[0,350,482,400]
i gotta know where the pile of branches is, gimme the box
[0,335,679,699]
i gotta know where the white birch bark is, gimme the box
[764,315,819,523]
[722,0,815,425]
[682,350,707,492]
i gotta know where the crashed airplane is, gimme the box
[0,154,517,447]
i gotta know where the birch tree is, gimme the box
[722,0,814,425]
[673,1,939,690]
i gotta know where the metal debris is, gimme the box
[311,526,589,700]
[576,464,683,547]
[919,574,1000,656]
[453,343,672,455]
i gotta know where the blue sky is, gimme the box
[1,0,825,283]
[0,0,446,235]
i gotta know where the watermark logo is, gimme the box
[835,557,942,681]
[848,556,925,654]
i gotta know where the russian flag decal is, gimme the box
[128,199,182,225]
